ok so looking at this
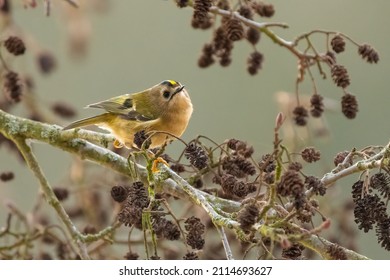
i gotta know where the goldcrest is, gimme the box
[63,80,193,149]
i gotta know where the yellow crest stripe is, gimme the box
[161,80,179,87]
[167,80,177,86]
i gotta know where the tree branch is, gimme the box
[1,109,382,260]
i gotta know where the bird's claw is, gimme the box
[152,157,169,173]
[114,139,124,149]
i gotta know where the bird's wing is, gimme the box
[86,94,155,121]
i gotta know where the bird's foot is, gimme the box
[152,157,169,173]
[113,139,124,148]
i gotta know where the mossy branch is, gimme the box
[0,109,384,259]
[300,235,370,260]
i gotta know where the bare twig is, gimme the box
[300,235,369,260]
[215,225,234,260]
[12,136,90,259]
[63,0,79,8]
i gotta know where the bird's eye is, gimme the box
[163,91,171,99]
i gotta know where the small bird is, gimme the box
[63,80,193,149]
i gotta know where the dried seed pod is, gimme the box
[183,252,199,260]
[247,51,263,75]
[305,176,326,196]
[282,243,305,260]
[223,16,244,41]
[237,203,259,231]
[133,130,151,149]
[296,198,315,222]
[327,244,348,260]
[3,71,23,103]
[341,93,358,119]
[170,163,186,173]
[252,1,275,17]
[37,51,57,74]
[52,102,76,119]
[117,181,148,229]
[358,44,379,63]
[246,27,260,45]
[330,35,346,53]
[202,43,214,56]
[220,174,254,197]
[370,173,390,200]
[4,36,26,55]
[259,153,275,173]
[198,54,215,68]
[216,0,230,10]
[334,151,353,167]
[184,143,209,169]
[288,162,303,171]
[184,216,205,250]
[153,218,180,240]
[301,147,321,163]
[227,138,246,151]
[292,106,308,126]
[276,170,304,197]
[376,217,390,251]
[0,0,11,14]
[238,5,253,19]
[220,174,236,195]
[0,171,14,182]
[293,192,307,210]
[219,52,232,67]
[192,0,212,27]
[351,180,364,202]
[212,26,229,51]
[83,225,97,234]
[222,155,256,178]
[331,64,350,88]
[124,251,139,260]
[53,187,69,201]
[192,13,214,29]
[176,0,189,8]
[310,94,324,118]
[111,185,129,203]
[353,194,383,232]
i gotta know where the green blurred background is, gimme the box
[0,0,389,258]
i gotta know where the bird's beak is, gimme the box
[171,85,185,99]
[174,85,185,94]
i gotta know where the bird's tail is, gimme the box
[62,113,109,130]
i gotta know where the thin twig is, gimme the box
[63,0,79,8]
[215,225,234,260]
[300,235,369,260]
[12,136,90,259]
[294,29,361,47]
[208,6,304,59]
